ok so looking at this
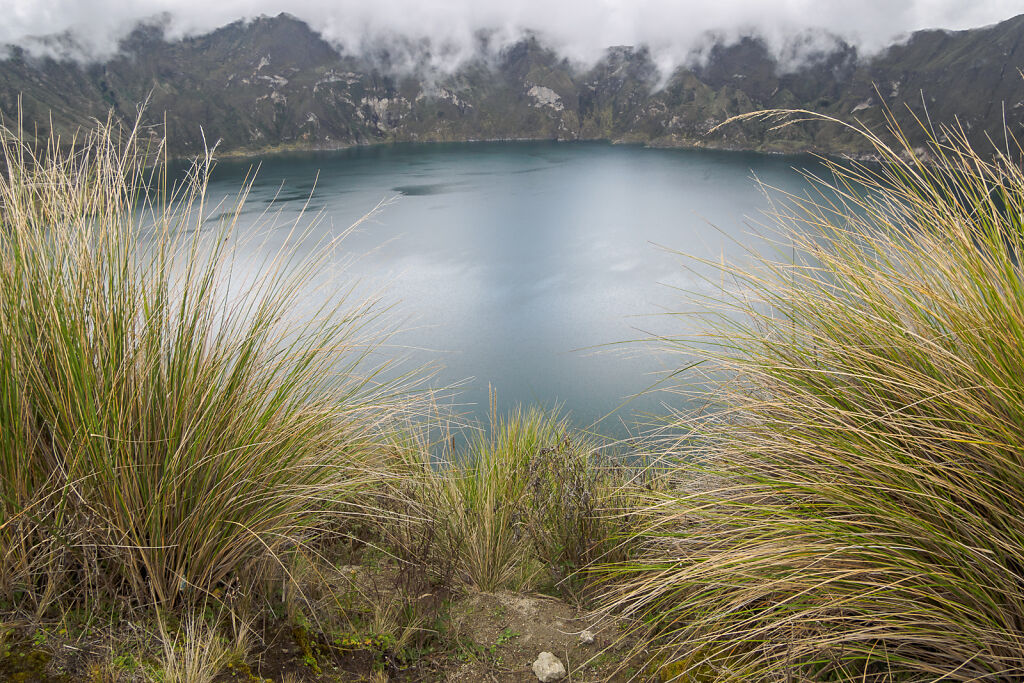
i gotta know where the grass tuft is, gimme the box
[0,115,414,614]
[602,112,1024,679]
[381,402,640,597]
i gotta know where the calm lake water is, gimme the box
[194,141,823,435]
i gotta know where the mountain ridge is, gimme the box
[1,12,1022,157]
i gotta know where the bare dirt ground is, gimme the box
[441,591,640,682]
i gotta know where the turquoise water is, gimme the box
[195,141,822,434]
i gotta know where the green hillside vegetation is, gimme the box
[4,105,1024,681]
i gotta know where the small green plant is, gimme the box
[496,627,520,645]
[291,617,322,675]
[452,637,487,663]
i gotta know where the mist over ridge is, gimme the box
[5,0,1023,76]
[2,5,1022,162]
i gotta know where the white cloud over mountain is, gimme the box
[4,0,1023,70]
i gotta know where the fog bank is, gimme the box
[5,0,1022,72]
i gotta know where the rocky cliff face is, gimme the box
[2,13,1022,157]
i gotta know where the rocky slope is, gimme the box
[1,13,1022,157]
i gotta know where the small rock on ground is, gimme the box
[532,651,567,682]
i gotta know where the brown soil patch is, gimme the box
[442,591,639,682]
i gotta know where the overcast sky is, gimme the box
[4,0,1024,70]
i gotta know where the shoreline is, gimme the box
[177,132,875,167]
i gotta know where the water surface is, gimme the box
[195,141,822,433]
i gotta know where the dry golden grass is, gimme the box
[0,116,418,616]
[602,111,1024,680]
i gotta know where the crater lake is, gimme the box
[191,141,824,435]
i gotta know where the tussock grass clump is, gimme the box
[385,405,639,596]
[443,406,600,592]
[604,115,1024,680]
[0,118,410,613]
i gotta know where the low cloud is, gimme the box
[4,0,1022,71]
